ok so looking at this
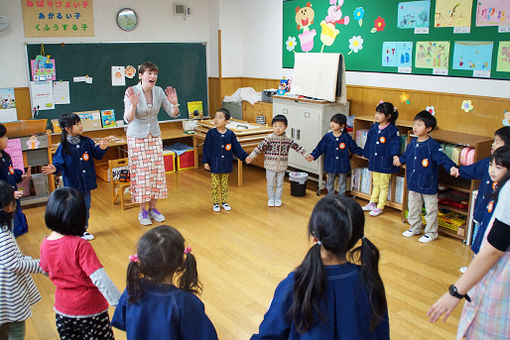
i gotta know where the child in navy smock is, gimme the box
[0,124,30,237]
[203,108,248,212]
[252,195,389,340]
[307,113,363,195]
[396,111,457,243]
[362,102,401,217]
[112,225,218,340]
[42,113,108,240]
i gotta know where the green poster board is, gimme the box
[283,0,510,80]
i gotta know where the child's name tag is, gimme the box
[498,25,510,33]
[473,70,490,78]
[398,67,412,73]
[454,27,470,34]
[414,27,429,34]
[433,68,448,75]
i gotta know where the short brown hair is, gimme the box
[139,61,159,75]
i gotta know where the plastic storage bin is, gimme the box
[31,173,49,196]
[289,172,308,197]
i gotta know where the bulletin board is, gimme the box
[26,42,208,122]
[283,0,510,80]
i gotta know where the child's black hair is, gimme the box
[0,180,15,232]
[375,102,399,124]
[286,195,387,334]
[495,126,510,146]
[330,113,347,126]
[127,225,201,304]
[58,113,81,154]
[216,108,231,121]
[272,114,288,126]
[0,123,11,163]
[44,187,86,236]
[139,61,159,75]
[414,110,437,131]
[491,145,510,204]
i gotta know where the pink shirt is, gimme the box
[40,235,108,316]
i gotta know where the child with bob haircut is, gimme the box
[40,187,120,339]
[203,108,248,212]
[112,225,218,340]
[307,113,364,195]
[0,181,43,339]
[246,114,307,207]
[362,102,401,216]
[42,113,109,240]
[252,195,389,339]
[395,110,457,243]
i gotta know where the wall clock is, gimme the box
[116,8,138,32]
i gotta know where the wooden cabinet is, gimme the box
[242,101,273,125]
[273,96,350,194]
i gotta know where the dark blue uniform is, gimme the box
[0,151,28,236]
[202,128,248,173]
[459,157,492,224]
[310,132,364,173]
[362,123,400,174]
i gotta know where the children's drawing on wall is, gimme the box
[371,16,386,33]
[452,41,493,71]
[496,41,510,72]
[124,65,136,79]
[295,2,317,52]
[0,88,17,123]
[30,55,56,81]
[434,0,473,27]
[319,0,349,53]
[111,66,126,86]
[415,41,450,69]
[348,35,364,55]
[382,41,413,67]
[397,1,431,29]
[353,7,365,26]
[476,0,510,26]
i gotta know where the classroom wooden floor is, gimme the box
[17,165,472,340]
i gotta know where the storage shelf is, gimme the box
[438,226,464,240]
[439,203,468,215]
[441,183,471,194]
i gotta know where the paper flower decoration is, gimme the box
[348,35,364,55]
[320,21,340,51]
[503,110,510,126]
[426,106,436,116]
[353,7,364,27]
[461,100,474,112]
[371,17,386,33]
[285,36,297,52]
[400,92,410,104]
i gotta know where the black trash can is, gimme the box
[289,172,308,197]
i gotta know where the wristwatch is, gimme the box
[449,284,471,302]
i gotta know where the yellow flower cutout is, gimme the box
[461,100,474,112]
[400,92,410,104]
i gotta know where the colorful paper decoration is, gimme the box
[382,42,413,67]
[348,35,364,54]
[286,36,297,52]
[426,106,436,115]
[397,1,430,29]
[353,7,365,27]
[453,41,493,71]
[371,17,386,33]
[400,92,411,104]
[497,42,510,72]
[503,110,510,126]
[461,100,474,112]
[415,41,450,69]
[476,0,510,27]
[320,21,340,52]
[435,0,473,28]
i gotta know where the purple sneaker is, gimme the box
[149,208,165,222]
[138,210,152,226]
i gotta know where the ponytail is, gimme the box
[286,243,326,334]
[126,261,144,304]
[58,113,81,154]
[177,252,201,294]
[60,128,71,154]
[349,237,387,331]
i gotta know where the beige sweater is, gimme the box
[249,133,307,172]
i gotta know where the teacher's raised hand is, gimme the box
[126,87,140,107]
[165,86,180,117]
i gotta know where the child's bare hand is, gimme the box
[41,164,56,175]
[22,166,32,180]
[450,167,459,177]
[14,191,23,199]
[204,163,210,171]
[245,157,253,164]
[99,137,111,150]
[306,155,314,162]
[393,156,401,167]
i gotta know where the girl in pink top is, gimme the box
[40,188,121,339]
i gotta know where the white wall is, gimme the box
[218,0,243,77]
[234,0,510,99]
[0,0,218,88]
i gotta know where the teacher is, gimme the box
[124,61,179,226]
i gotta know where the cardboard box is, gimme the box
[163,151,176,174]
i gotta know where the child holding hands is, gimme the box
[395,111,457,243]
[307,113,363,195]
[42,113,109,240]
[246,115,307,207]
[203,108,248,212]
[112,225,218,340]
[362,102,401,216]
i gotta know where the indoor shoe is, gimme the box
[362,202,376,211]
[268,200,275,207]
[402,229,420,238]
[222,203,232,211]
[369,208,383,216]
[213,204,221,212]
[274,200,282,207]
[149,208,165,222]
[82,232,95,241]
[418,234,437,243]
[138,210,152,226]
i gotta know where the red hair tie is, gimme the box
[184,247,192,254]
[128,254,138,263]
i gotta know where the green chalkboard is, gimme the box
[26,42,208,122]
[283,0,510,80]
